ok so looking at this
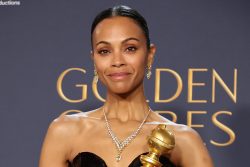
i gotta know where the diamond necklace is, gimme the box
[102,107,151,162]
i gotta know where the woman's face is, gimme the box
[92,16,155,95]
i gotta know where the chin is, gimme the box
[109,86,132,95]
[107,81,143,97]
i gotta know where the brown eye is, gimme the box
[98,49,110,55]
[126,46,137,53]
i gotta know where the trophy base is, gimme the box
[140,154,162,167]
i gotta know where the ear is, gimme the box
[147,44,156,67]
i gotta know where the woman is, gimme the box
[39,5,214,167]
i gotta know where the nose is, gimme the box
[111,51,125,68]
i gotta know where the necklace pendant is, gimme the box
[116,154,121,162]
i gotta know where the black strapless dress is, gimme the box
[67,152,176,167]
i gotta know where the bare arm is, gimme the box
[39,117,72,167]
[178,128,214,167]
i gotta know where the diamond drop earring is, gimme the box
[146,64,152,79]
[93,65,99,84]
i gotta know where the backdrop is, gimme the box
[0,0,249,166]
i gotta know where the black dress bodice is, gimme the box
[67,152,176,167]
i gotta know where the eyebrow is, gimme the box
[95,37,140,47]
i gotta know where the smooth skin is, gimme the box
[39,16,214,167]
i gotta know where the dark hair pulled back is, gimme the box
[91,5,150,49]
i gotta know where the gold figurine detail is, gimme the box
[140,124,175,167]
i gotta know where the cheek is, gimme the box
[94,56,110,73]
[128,55,147,73]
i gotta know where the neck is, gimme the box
[103,84,150,123]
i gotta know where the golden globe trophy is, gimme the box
[140,124,175,167]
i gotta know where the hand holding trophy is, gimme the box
[140,124,175,167]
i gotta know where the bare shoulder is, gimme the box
[168,123,214,167]
[39,112,95,167]
[47,109,103,139]
[171,123,201,142]
[47,114,84,138]
[42,113,86,153]
[39,115,80,167]
[171,124,206,153]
